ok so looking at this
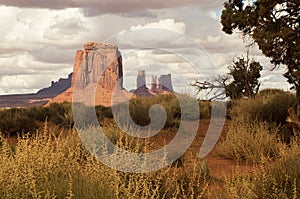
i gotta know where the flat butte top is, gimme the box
[84,42,118,50]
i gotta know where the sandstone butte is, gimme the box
[48,42,132,107]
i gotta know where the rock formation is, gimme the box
[0,42,176,108]
[48,42,131,107]
[150,75,158,93]
[137,70,146,89]
[134,70,153,96]
[158,74,174,92]
[37,73,72,97]
[134,71,175,96]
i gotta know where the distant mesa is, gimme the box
[133,70,174,97]
[0,73,72,108]
[0,42,175,108]
[37,73,72,98]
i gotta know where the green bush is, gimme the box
[230,89,296,124]
[112,94,200,130]
[112,95,180,129]
[27,106,49,122]
[47,102,74,127]
[0,108,38,136]
[199,100,211,119]
[95,105,113,120]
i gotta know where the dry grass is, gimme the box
[217,120,281,164]
[0,122,210,199]
[217,138,300,199]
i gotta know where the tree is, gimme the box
[192,54,263,100]
[226,55,263,98]
[221,0,300,100]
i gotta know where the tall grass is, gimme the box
[217,120,281,164]
[216,88,300,198]
[219,138,300,199]
[0,123,210,199]
[0,124,114,199]
[230,89,296,124]
[219,89,296,164]
[112,94,210,131]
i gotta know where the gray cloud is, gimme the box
[31,46,75,64]
[48,17,88,35]
[118,10,158,18]
[0,0,224,16]
[0,47,25,55]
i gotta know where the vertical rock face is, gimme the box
[134,70,152,96]
[134,71,175,96]
[158,74,173,92]
[150,75,157,93]
[137,70,146,89]
[73,42,123,90]
[48,42,130,107]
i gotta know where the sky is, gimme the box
[0,0,290,97]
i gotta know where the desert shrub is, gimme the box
[0,126,114,199]
[112,94,201,130]
[199,100,211,119]
[256,88,287,97]
[72,103,101,129]
[48,103,112,128]
[47,102,74,127]
[221,139,300,199]
[0,108,38,136]
[112,94,182,130]
[27,106,49,122]
[95,105,113,120]
[218,120,281,164]
[230,89,296,124]
[129,97,153,126]
[0,124,210,199]
[258,91,296,124]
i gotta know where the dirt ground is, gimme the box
[150,119,255,191]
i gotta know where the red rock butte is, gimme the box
[48,42,132,107]
[133,70,175,97]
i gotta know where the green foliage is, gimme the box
[199,100,211,119]
[229,89,296,142]
[191,53,262,100]
[47,102,74,127]
[230,89,296,124]
[0,103,116,135]
[113,94,200,130]
[0,108,38,136]
[221,0,300,98]
[95,105,113,120]
[0,94,203,135]
[225,55,263,99]
[27,106,49,122]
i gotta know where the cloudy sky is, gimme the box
[0,0,290,97]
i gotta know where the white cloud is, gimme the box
[130,19,186,34]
